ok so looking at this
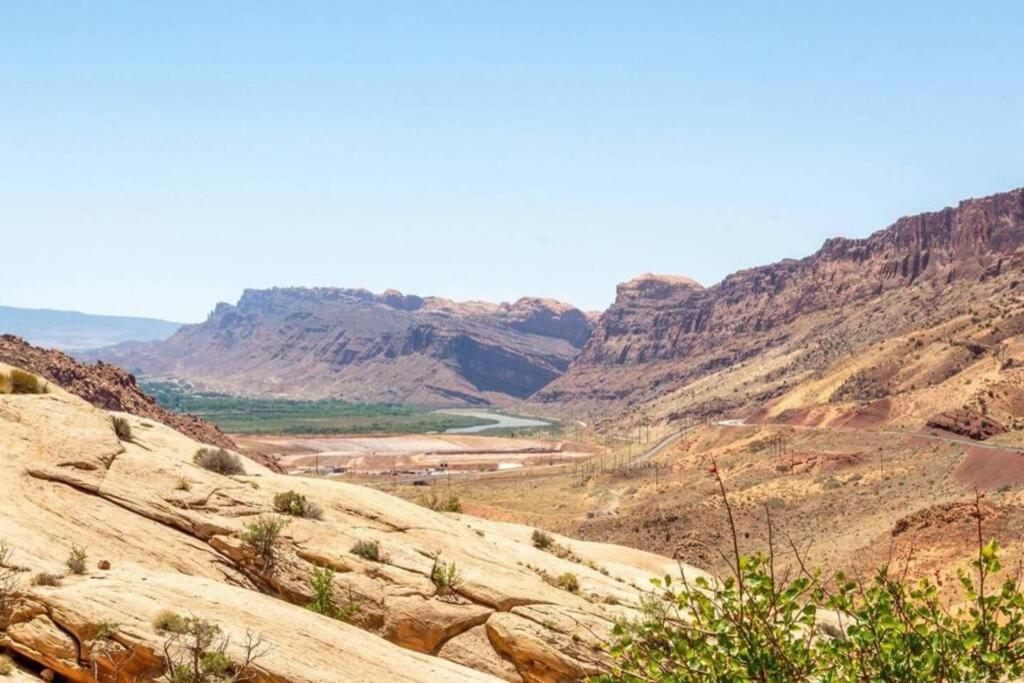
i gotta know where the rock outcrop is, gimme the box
[537,187,1024,430]
[927,409,1008,441]
[90,289,594,404]
[0,334,234,450]
[0,365,700,681]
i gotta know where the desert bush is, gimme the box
[531,529,554,549]
[32,572,61,587]
[153,610,190,634]
[0,654,11,676]
[306,567,361,622]
[420,490,463,513]
[272,491,323,520]
[112,416,133,441]
[193,448,245,476]
[8,369,43,394]
[429,553,462,595]
[241,516,288,567]
[556,572,580,593]
[350,539,381,562]
[597,462,1024,682]
[0,373,10,394]
[65,544,88,574]
[160,615,268,683]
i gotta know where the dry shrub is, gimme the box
[194,448,245,476]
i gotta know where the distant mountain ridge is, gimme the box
[0,304,181,350]
[91,287,594,404]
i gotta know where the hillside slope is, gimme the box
[0,334,234,450]
[537,187,1024,434]
[0,305,180,350]
[92,288,593,405]
[0,365,695,681]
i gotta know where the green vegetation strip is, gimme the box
[141,380,497,435]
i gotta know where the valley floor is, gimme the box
[372,419,1024,599]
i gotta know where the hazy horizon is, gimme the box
[3,2,1023,322]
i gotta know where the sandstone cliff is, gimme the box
[91,288,593,404]
[0,365,697,681]
[537,187,1024,432]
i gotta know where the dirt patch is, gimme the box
[834,398,892,429]
[953,446,1024,491]
[774,450,864,476]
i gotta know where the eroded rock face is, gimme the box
[538,188,1024,417]
[89,288,593,403]
[0,373,696,681]
[927,409,1008,440]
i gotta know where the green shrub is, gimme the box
[273,491,323,520]
[160,616,266,683]
[8,369,43,394]
[112,416,132,441]
[531,529,554,549]
[193,448,245,476]
[306,566,361,622]
[556,572,579,593]
[241,515,288,567]
[597,467,1024,683]
[32,572,61,587]
[65,544,88,575]
[430,553,462,595]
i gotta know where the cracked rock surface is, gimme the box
[0,364,704,682]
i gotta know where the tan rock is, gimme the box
[0,370,699,681]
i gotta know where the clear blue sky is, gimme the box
[2,2,1022,322]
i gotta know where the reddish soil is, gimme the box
[953,446,1024,491]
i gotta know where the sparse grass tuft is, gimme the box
[153,610,190,634]
[272,491,323,520]
[420,490,463,513]
[531,529,554,549]
[112,416,132,441]
[350,539,381,562]
[32,572,62,587]
[9,369,44,394]
[557,572,580,593]
[193,448,245,476]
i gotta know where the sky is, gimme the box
[2,2,1023,322]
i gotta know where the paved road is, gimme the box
[631,427,695,464]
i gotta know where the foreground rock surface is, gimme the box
[0,367,697,681]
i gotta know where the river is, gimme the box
[435,408,552,434]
